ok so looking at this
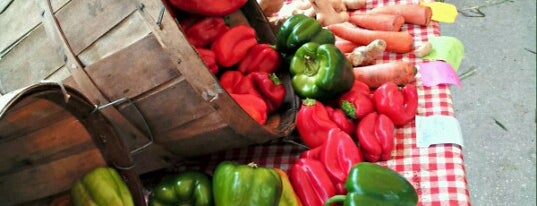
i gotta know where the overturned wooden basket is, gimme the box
[0,0,298,159]
[0,82,147,205]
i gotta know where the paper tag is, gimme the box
[420,2,458,23]
[415,115,464,148]
[422,36,464,71]
[417,61,462,88]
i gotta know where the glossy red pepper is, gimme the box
[219,70,245,94]
[296,99,339,148]
[373,82,418,126]
[229,93,267,125]
[168,0,247,16]
[339,80,375,120]
[299,146,322,159]
[238,43,283,74]
[325,106,355,136]
[196,48,219,74]
[212,25,258,68]
[289,158,337,206]
[249,72,286,113]
[356,112,395,162]
[185,17,228,48]
[320,128,363,194]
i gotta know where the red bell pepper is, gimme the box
[325,106,355,136]
[229,93,267,125]
[212,25,258,68]
[289,158,337,206]
[196,48,219,74]
[168,0,247,16]
[299,146,322,159]
[373,82,418,126]
[219,70,245,94]
[356,112,395,162]
[220,71,285,113]
[238,43,283,74]
[320,128,363,194]
[296,99,339,148]
[339,80,374,120]
[249,72,286,113]
[185,17,228,48]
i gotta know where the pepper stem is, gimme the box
[341,100,357,119]
[304,55,319,76]
[247,162,258,168]
[302,98,317,106]
[325,195,347,206]
[269,73,282,85]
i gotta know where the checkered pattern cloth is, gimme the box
[180,1,471,205]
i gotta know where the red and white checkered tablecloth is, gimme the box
[180,1,471,205]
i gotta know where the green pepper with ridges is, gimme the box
[290,42,354,100]
[148,170,213,206]
[325,162,418,206]
[213,161,282,206]
[276,14,335,55]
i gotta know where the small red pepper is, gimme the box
[212,25,258,68]
[356,112,395,162]
[196,48,219,74]
[296,99,339,148]
[249,72,286,113]
[168,0,248,16]
[299,146,322,160]
[325,105,355,136]
[339,80,375,120]
[219,70,245,94]
[289,158,337,206]
[229,93,267,125]
[320,128,363,194]
[373,82,418,126]
[238,43,283,74]
[185,17,228,48]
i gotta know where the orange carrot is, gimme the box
[327,24,414,53]
[352,61,416,88]
[349,13,405,32]
[367,4,433,26]
[335,37,362,53]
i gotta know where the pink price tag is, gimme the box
[418,61,462,88]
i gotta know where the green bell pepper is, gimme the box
[290,42,354,100]
[213,161,282,206]
[325,162,418,206]
[70,167,134,206]
[275,14,335,55]
[148,170,213,206]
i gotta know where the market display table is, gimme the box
[178,0,471,205]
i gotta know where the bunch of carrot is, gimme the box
[327,4,432,88]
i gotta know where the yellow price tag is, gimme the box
[420,2,458,23]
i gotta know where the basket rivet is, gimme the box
[176,59,182,64]
[41,10,45,17]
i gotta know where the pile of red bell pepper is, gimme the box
[171,2,286,125]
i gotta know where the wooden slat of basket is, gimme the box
[0,98,68,139]
[0,149,106,205]
[54,0,137,55]
[0,116,92,174]
[77,11,151,67]
[0,25,64,93]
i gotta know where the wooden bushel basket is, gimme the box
[0,82,147,205]
[0,0,298,160]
